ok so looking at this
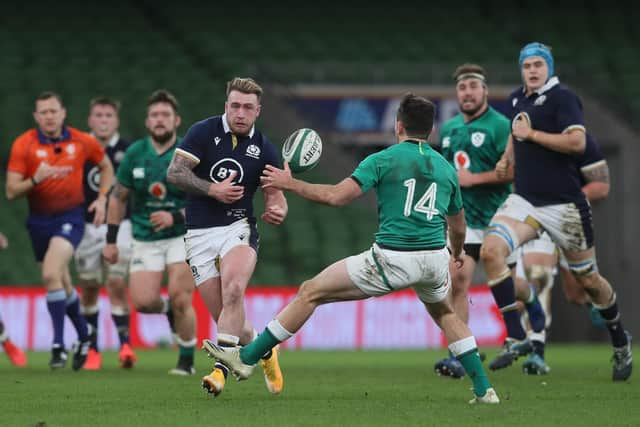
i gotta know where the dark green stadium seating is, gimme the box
[1,0,637,285]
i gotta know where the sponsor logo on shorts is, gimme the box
[61,223,73,235]
[190,265,200,281]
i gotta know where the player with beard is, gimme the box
[103,90,197,375]
[167,77,287,397]
[434,64,546,378]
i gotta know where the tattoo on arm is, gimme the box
[112,182,130,202]
[167,154,211,196]
[581,161,610,184]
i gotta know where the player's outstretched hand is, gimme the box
[208,171,244,203]
[261,162,292,190]
[261,205,286,225]
[150,210,174,232]
[102,244,119,264]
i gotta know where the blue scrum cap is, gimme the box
[519,42,554,79]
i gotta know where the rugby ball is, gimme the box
[282,128,322,173]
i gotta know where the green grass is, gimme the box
[0,346,637,427]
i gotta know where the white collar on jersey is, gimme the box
[522,76,560,96]
[90,132,120,147]
[222,113,255,138]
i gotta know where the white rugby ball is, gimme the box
[282,128,322,173]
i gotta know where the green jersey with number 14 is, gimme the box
[351,141,462,250]
[439,106,511,229]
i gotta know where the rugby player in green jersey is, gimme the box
[103,90,197,375]
[203,93,500,404]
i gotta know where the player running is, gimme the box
[203,93,500,404]
[434,63,545,378]
[75,97,136,369]
[103,90,197,375]
[481,43,632,381]
[6,92,113,370]
[167,77,287,397]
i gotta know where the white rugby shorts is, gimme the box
[129,235,186,273]
[74,220,132,282]
[494,194,593,252]
[184,219,258,286]
[346,243,450,304]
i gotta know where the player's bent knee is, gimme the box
[480,241,508,265]
[526,265,553,289]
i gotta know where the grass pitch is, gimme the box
[0,345,637,427]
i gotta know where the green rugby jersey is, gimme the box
[117,137,186,241]
[439,107,511,229]
[351,141,462,250]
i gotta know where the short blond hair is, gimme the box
[226,77,263,101]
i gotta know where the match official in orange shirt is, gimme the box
[5,91,114,370]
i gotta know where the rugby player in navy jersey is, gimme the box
[481,43,632,381]
[512,133,611,375]
[167,77,288,397]
[74,97,137,370]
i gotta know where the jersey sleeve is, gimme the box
[350,153,379,193]
[557,91,586,133]
[262,138,282,168]
[116,147,135,188]
[447,174,463,215]
[494,115,511,155]
[579,134,605,168]
[6,137,29,176]
[176,121,207,164]
[85,137,106,165]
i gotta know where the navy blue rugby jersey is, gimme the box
[508,77,587,206]
[175,114,281,229]
[83,134,130,223]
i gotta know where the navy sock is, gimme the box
[524,285,546,333]
[46,289,67,347]
[83,309,99,350]
[598,300,628,347]
[112,312,131,345]
[65,289,89,341]
[489,276,527,340]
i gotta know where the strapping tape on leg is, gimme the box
[568,257,598,276]
[486,222,519,254]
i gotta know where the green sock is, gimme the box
[179,344,195,358]
[457,349,492,397]
[240,328,280,365]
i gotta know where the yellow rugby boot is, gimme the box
[261,345,283,395]
[202,367,226,397]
